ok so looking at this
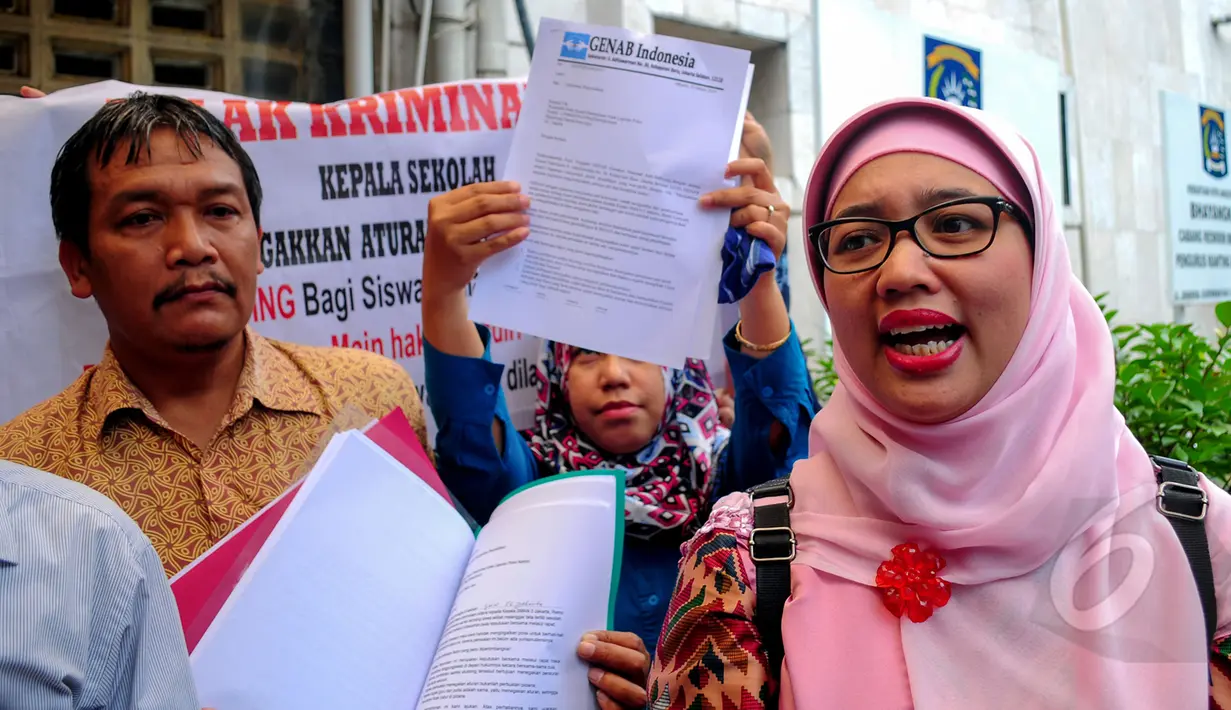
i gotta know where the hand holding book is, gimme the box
[578,630,651,709]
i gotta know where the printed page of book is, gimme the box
[416,471,624,710]
[190,432,477,710]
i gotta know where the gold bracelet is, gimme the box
[734,320,791,352]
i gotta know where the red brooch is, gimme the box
[874,542,952,623]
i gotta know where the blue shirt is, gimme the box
[424,325,818,651]
[0,461,199,710]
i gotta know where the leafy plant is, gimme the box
[1099,294,1231,487]
[801,337,839,405]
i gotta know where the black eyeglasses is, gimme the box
[808,196,1032,275]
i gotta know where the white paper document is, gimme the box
[189,431,623,710]
[469,18,752,367]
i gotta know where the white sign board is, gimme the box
[1161,90,1231,304]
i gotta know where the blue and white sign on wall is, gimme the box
[1161,92,1231,303]
[923,36,982,109]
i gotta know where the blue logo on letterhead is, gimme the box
[924,36,982,109]
[561,32,590,60]
[1201,105,1227,179]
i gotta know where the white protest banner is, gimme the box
[0,79,735,431]
[0,79,547,431]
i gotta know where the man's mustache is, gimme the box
[153,272,238,309]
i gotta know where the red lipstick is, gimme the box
[878,309,959,333]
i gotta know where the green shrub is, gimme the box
[1100,295,1231,486]
[803,299,1231,486]
[801,337,839,405]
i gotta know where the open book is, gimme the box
[189,430,624,709]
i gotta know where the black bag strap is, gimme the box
[1152,455,1217,654]
[749,477,794,705]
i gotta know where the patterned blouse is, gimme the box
[647,493,1231,710]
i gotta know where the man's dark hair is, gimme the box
[50,91,263,256]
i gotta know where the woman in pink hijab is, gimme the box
[647,96,1231,709]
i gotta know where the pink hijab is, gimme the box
[779,97,1231,709]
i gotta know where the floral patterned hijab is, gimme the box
[525,341,730,540]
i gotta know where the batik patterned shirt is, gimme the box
[0,329,428,576]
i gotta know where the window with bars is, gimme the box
[242,2,302,48]
[0,33,24,75]
[53,0,120,23]
[150,0,217,34]
[1058,79,1083,225]
[152,53,217,88]
[53,43,125,79]
[0,0,343,101]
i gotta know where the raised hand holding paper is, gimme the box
[469,18,751,367]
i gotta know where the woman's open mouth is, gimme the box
[878,310,967,374]
[882,323,965,356]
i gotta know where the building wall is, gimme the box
[395,0,1231,338]
[0,0,345,102]
[1063,0,1231,333]
[860,0,1230,331]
